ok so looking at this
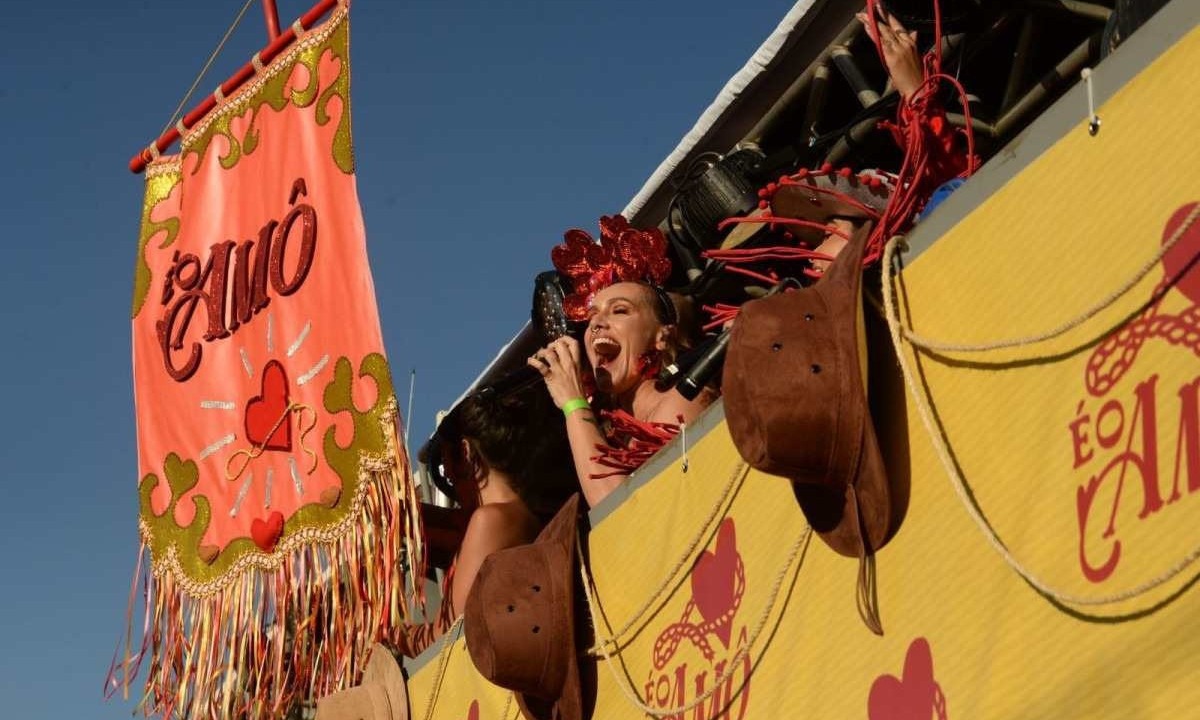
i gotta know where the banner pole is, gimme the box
[262,0,282,40]
[128,0,339,174]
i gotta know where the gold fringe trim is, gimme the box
[116,398,427,719]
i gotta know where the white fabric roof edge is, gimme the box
[620,0,822,219]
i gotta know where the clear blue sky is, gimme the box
[0,1,794,717]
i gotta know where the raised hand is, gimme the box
[858,7,923,100]
[528,336,587,408]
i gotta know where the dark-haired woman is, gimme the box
[390,387,575,657]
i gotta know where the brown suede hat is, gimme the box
[464,494,582,720]
[722,169,894,249]
[314,643,409,720]
[722,221,891,630]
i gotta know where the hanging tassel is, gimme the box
[111,396,427,719]
[856,553,884,636]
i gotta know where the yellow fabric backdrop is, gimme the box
[406,23,1200,720]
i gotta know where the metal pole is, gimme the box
[831,46,881,108]
[742,20,862,144]
[993,34,1097,138]
[802,63,831,145]
[1001,14,1038,111]
[943,112,997,137]
[822,116,881,167]
[1021,0,1112,23]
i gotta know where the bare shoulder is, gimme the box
[450,501,540,616]
[646,386,717,426]
[461,502,539,554]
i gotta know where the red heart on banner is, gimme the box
[251,511,285,552]
[1162,202,1200,305]
[245,360,292,451]
[690,518,740,648]
[868,638,941,720]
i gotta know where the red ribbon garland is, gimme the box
[590,409,682,479]
[703,0,980,329]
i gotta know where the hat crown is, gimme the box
[723,222,891,558]
[467,545,570,698]
[725,224,867,485]
[464,495,583,720]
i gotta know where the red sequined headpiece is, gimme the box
[551,215,672,321]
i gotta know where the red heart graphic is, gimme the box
[245,360,291,451]
[251,511,285,552]
[868,638,942,720]
[464,701,479,720]
[690,518,741,648]
[1162,202,1200,305]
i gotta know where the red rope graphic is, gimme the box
[1085,279,1200,397]
[651,556,746,671]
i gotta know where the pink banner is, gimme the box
[122,6,421,716]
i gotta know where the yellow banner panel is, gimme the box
[406,23,1200,720]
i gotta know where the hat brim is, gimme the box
[314,644,410,720]
[363,644,410,720]
[792,415,891,557]
[720,207,772,249]
[719,171,894,250]
[772,172,893,244]
[517,495,583,720]
[791,222,892,558]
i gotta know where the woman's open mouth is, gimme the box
[591,336,621,369]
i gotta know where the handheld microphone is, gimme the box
[675,329,732,400]
[657,333,719,390]
[479,271,583,401]
[665,277,801,401]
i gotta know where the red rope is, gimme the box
[702,303,742,332]
[779,173,886,219]
[703,0,977,331]
[717,214,855,239]
[721,264,781,285]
